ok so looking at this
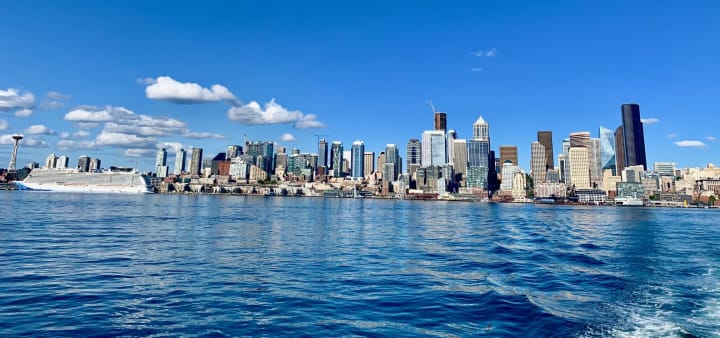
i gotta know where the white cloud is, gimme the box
[74,130,90,138]
[640,118,659,124]
[57,139,97,150]
[472,48,497,58]
[14,108,33,117]
[136,77,157,85]
[47,91,71,100]
[124,148,156,157]
[145,76,236,103]
[60,132,70,139]
[159,142,184,153]
[95,131,156,148]
[227,99,325,128]
[0,119,7,131]
[666,133,678,139]
[675,140,706,148]
[471,67,483,72]
[24,124,56,135]
[706,136,716,141]
[485,48,497,57]
[40,101,64,110]
[184,131,226,139]
[64,108,115,122]
[0,88,35,111]
[281,133,296,142]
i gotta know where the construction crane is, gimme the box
[428,100,437,113]
[313,134,329,144]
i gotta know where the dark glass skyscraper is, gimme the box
[434,112,447,132]
[537,131,554,170]
[614,126,625,174]
[621,104,647,170]
[318,139,328,168]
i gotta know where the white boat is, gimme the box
[15,167,154,194]
[615,197,644,206]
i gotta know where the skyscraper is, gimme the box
[499,145,518,166]
[351,140,365,179]
[156,148,167,168]
[406,138,421,173]
[57,155,69,169]
[434,112,447,132]
[77,155,91,172]
[615,126,626,174]
[569,131,591,148]
[45,153,58,169]
[531,141,546,184]
[226,145,242,159]
[621,103,647,169]
[385,144,401,181]
[452,139,468,178]
[562,139,571,185]
[90,158,101,172]
[330,141,343,177]
[421,130,446,167]
[174,148,186,175]
[190,147,203,176]
[363,151,375,175]
[599,126,616,175]
[318,139,328,169]
[569,147,591,189]
[446,130,456,164]
[473,116,489,141]
[590,138,602,183]
[537,131,554,170]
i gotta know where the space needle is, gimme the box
[8,134,22,172]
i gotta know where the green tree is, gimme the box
[709,195,716,206]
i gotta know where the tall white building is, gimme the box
[174,148,186,175]
[500,163,521,191]
[569,147,591,189]
[421,130,446,167]
[446,130,457,164]
[530,141,546,184]
[45,153,58,169]
[473,116,489,141]
[57,155,69,169]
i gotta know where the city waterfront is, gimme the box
[1,191,719,337]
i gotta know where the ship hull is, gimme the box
[17,169,154,194]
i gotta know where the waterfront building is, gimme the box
[499,145,518,166]
[406,139,421,173]
[512,171,527,199]
[57,155,69,169]
[537,131,554,170]
[452,139,468,179]
[602,169,622,196]
[230,157,250,180]
[530,141,546,184]
[89,158,101,172]
[189,147,203,176]
[363,151,375,175]
[599,126,616,175]
[545,169,560,183]
[318,139,328,169]
[500,163,520,191]
[466,166,487,189]
[643,173,661,196]
[45,153,58,169]
[590,138,602,184]
[77,155,91,172]
[654,162,677,177]
[568,147,590,189]
[174,148,186,175]
[615,126,626,174]
[330,141,343,177]
[446,130,456,164]
[385,144,401,181]
[535,182,566,198]
[617,182,645,199]
[421,130,446,167]
[621,103,648,169]
[351,140,365,180]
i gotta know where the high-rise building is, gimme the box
[405,138,421,179]
[621,103,647,169]
[363,152,375,175]
[385,144,401,181]
[190,147,203,176]
[421,130,446,167]
[377,152,386,176]
[654,162,677,177]
[487,150,499,192]
[330,141,343,177]
[446,130,456,164]
[318,139,328,169]
[473,116,489,141]
[156,148,167,168]
[89,158,101,172]
[452,139,468,179]
[558,154,566,183]
[351,140,365,179]
[77,155,91,172]
[499,145,518,166]
[57,155,69,169]
[537,131,554,170]
[599,126,616,175]
[467,140,489,169]
[569,131,591,148]
[569,147,591,189]
[590,138,602,183]
[562,139,571,185]
[45,153,58,169]
[434,112,447,132]
[226,145,242,159]
[245,141,274,173]
[530,141,546,184]
[615,126,626,174]
[174,148,186,175]
[500,163,521,191]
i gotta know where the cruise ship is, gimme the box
[16,167,154,194]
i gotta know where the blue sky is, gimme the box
[1,1,718,171]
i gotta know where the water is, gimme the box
[1,192,718,337]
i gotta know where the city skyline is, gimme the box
[1,2,719,171]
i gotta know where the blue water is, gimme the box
[1,192,718,337]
